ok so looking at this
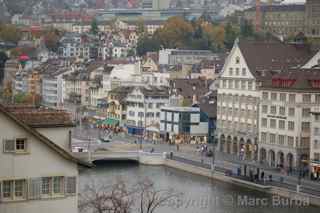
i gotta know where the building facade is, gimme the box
[217,40,313,161]
[0,104,82,213]
[259,70,320,170]
[244,4,305,38]
[125,86,169,138]
[160,106,209,144]
[305,0,320,38]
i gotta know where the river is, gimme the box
[79,161,319,213]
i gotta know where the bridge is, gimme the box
[73,151,166,165]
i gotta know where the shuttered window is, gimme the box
[28,178,41,200]
[66,177,77,195]
[3,139,15,153]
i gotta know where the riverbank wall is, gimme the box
[163,159,320,207]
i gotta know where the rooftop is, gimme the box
[5,105,75,128]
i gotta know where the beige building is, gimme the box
[217,40,314,161]
[305,0,320,38]
[244,4,305,38]
[258,70,320,170]
[311,108,320,178]
[0,104,88,213]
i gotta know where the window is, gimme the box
[262,92,268,100]
[289,94,296,103]
[315,94,320,103]
[271,93,277,101]
[261,132,267,143]
[303,94,311,103]
[236,56,240,64]
[302,122,310,131]
[3,180,12,199]
[280,93,286,101]
[3,138,27,153]
[314,127,320,136]
[288,121,295,131]
[236,68,240,76]
[129,111,135,116]
[278,135,285,145]
[289,108,295,116]
[2,180,27,201]
[53,177,64,194]
[302,108,311,118]
[261,118,267,127]
[279,107,285,116]
[15,180,26,198]
[42,177,51,195]
[242,68,246,76]
[270,106,277,114]
[270,134,276,144]
[241,81,246,90]
[16,138,27,152]
[248,81,253,90]
[288,136,294,147]
[270,119,276,128]
[229,68,233,76]
[66,177,76,195]
[148,103,153,109]
[222,80,227,88]
[279,120,285,129]
[262,105,268,113]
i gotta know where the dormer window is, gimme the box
[236,56,240,64]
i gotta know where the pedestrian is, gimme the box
[170,151,173,159]
[261,171,265,181]
[176,144,180,151]
[249,169,254,182]
[269,174,273,182]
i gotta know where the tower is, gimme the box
[255,0,261,32]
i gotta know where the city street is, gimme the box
[72,126,320,197]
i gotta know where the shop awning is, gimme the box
[102,118,119,126]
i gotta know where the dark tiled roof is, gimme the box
[109,86,134,103]
[260,69,320,91]
[5,105,75,128]
[141,86,169,97]
[0,104,91,167]
[170,78,213,101]
[238,41,314,78]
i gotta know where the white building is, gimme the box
[0,104,88,213]
[125,86,169,138]
[112,46,129,58]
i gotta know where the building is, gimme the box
[311,107,320,179]
[217,40,314,161]
[259,70,320,170]
[125,86,169,139]
[305,0,320,38]
[159,49,217,66]
[142,0,171,10]
[160,106,209,144]
[0,104,88,213]
[244,4,305,38]
[106,86,134,127]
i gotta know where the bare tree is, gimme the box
[79,179,182,213]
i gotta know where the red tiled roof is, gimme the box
[5,105,75,128]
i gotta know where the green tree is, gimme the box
[240,20,254,38]
[136,18,146,36]
[90,18,99,35]
[0,24,21,44]
[44,29,61,52]
[224,23,239,50]
[136,36,161,56]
